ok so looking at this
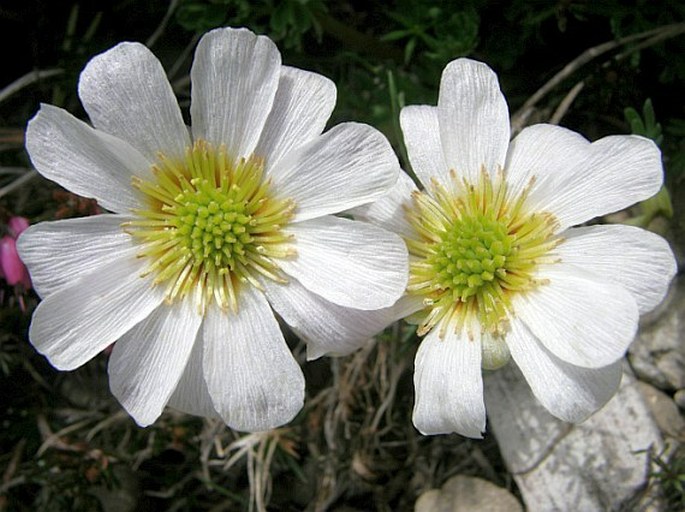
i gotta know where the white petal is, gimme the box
[167,336,220,420]
[269,122,400,222]
[556,225,676,314]
[400,105,450,189]
[507,317,622,423]
[506,125,664,230]
[505,124,589,199]
[17,214,137,298]
[437,58,510,182]
[256,66,336,171]
[514,263,639,369]
[413,319,486,438]
[108,299,203,426]
[263,277,423,360]
[78,42,189,162]
[202,286,304,432]
[25,105,151,213]
[280,215,408,310]
[349,167,419,239]
[28,257,165,371]
[191,27,281,159]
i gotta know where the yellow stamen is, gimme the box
[404,168,559,350]
[127,139,296,313]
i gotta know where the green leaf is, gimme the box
[623,98,663,146]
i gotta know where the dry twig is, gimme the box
[512,22,685,131]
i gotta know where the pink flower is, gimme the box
[1,216,31,289]
[8,216,30,238]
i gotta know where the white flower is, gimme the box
[18,27,409,432]
[353,58,677,438]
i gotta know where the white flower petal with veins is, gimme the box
[264,277,423,360]
[507,317,622,423]
[26,105,151,214]
[349,166,419,239]
[168,337,220,420]
[256,66,336,171]
[269,122,400,222]
[400,106,450,189]
[514,263,639,369]
[17,214,137,298]
[191,27,281,160]
[79,42,190,162]
[555,224,677,314]
[28,256,166,371]
[506,125,663,230]
[280,215,408,310]
[437,59,510,182]
[109,299,203,427]
[413,317,486,437]
[202,285,305,432]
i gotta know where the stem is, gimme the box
[512,22,685,130]
[0,69,63,105]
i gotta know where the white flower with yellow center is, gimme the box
[353,58,677,438]
[18,27,409,432]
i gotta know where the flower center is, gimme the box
[125,140,296,312]
[429,211,513,303]
[404,169,560,344]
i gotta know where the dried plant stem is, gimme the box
[0,69,63,105]
[169,34,201,85]
[146,0,180,48]
[36,414,96,456]
[0,170,37,199]
[2,438,26,486]
[549,81,585,125]
[86,410,128,441]
[512,22,685,130]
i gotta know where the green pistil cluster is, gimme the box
[430,213,512,302]
[174,180,254,271]
[405,169,560,345]
[126,140,296,312]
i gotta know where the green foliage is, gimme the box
[269,0,326,49]
[176,0,326,50]
[382,1,479,65]
[650,445,685,510]
[176,0,244,33]
[624,99,663,146]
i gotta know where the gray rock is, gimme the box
[637,381,685,441]
[414,475,522,512]
[415,489,442,512]
[629,278,685,392]
[674,389,685,410]
[485,362,664,511]
[630,355,673,390]
[656,354,685,390]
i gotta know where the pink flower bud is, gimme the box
[0,235,31,288]
[8,216,30,238]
